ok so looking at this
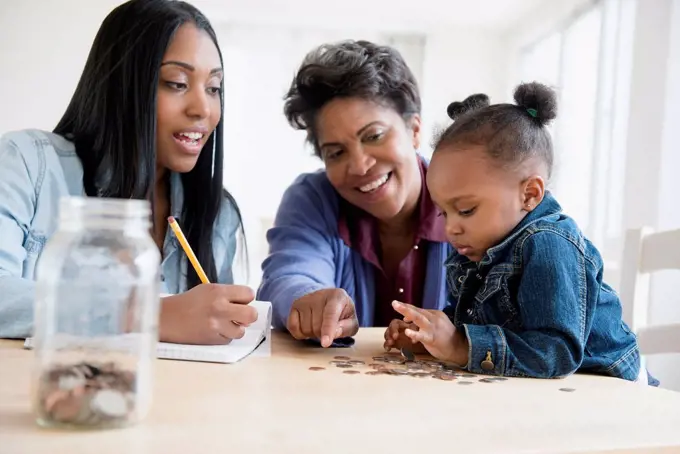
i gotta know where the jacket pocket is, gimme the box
[473,269,519,328]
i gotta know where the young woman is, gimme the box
[0,0,257,344]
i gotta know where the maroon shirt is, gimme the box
[337,160,447,327]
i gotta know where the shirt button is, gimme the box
[467,309,473,316]
[398,288,404,293]
[161,275,165,282]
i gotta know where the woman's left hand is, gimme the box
[391,300,469,365]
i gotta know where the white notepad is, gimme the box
[24,300,273,364]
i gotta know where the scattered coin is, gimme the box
[433,372,456,381]
[365,371,383,375]
[461,374,477,378]
[488,377,508,381]
[342,370,361,375]
[308,367,325,371]
[478,378,496,383]
[37,361,136,428]
[348,360,365,365]
[458,381,474,385]
[329,360,349,365]
[335,363,353,368]
[334,356,351,361]
[411,372,430,378]
[559,388,576,392]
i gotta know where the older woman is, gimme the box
[257,40,452,347]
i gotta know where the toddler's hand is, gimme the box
[391,300,469,365]
[383,319,426,353]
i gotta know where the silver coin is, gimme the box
[478,378,496,383]
[335,363,353,368]
[348,360,365,365]
[458,381,474,385]
[389,369,410,375]
[559,387,576,392]
[372,356,387,361]
[90,389,128,418]
[461,374,476,378]
[329,360,350,365]
[489,377,508,381]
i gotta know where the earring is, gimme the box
[525,203,532,210]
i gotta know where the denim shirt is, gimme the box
[442,192,645,383]
[0,129,241,338]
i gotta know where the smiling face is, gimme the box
[315,97,422,222]
[426,146,545,262]
[156,23,223,173]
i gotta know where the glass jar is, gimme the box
[32,197,161,430]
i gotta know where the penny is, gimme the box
[365,371,383,375]
[434,373,455,381]
[335,363,353,368]
[333,356,351,360]
[411,372,430,378]
[308,367,325,371]
[329,360,349,365]
[348,360,365,365]
[559,388,576,392]
[372,356,387,361]
[458,381,474,385]
[342,370,361,375]
[368,363,383,368]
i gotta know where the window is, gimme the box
[518,0,636,277]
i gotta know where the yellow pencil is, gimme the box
[167,216,210,284]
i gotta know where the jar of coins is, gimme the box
[32,197,161,430]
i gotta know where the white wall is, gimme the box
[419,29,508,159]
[0,0,122,134]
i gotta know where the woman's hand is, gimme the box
[288,288,359,347]
[159,284,258,345]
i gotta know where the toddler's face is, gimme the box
[426,146,529,262]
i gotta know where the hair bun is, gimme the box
[513,82,557,126]
[446,93,489,120]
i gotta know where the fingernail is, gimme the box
[392,300,400,308]
[321,335,330,347]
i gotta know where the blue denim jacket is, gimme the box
[443,192,653,384]
[0,129,241,338]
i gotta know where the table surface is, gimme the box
[1,329,680,454]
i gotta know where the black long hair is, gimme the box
[54,0,244,289]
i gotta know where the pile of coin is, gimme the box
[307,350,502,385]
[36,361,137,428]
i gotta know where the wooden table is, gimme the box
[1,329,680,454]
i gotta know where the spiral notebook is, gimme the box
[24,300,273,364]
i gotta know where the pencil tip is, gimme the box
[167,216,175,223]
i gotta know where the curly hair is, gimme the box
[434,81,558,178]
[283,40,421,155]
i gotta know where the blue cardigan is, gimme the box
[257,168,453,330]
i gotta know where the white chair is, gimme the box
[620,226,680,355]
